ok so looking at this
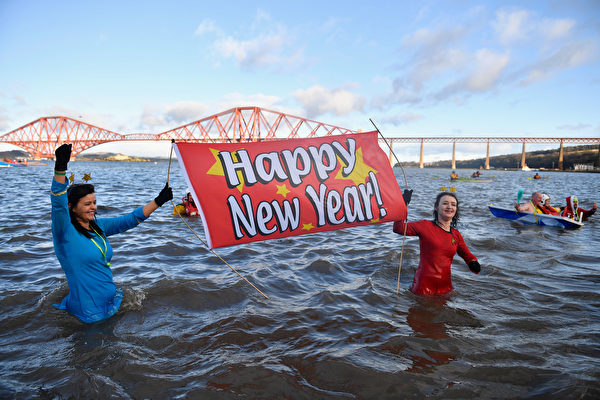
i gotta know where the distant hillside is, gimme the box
[74,152,152,162]
[0,150,164,162]
[0,150,30,160]
[397,144,600,170]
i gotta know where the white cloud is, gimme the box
[140,102,215,129]
[251,9,271,31]
[139,95,286,130]
[214,33,287,69]
[293,85,365,118]
[379,6,598,108]
[538,18,575,41]
[195,13,305,72]
[520,40,597,85]
[493,9,531,45]
[164,101,212,124]
[401,27,468,90]
[140,105,168,129]
[467,49,510,91]
[195,18,220,36]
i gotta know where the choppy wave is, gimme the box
[1,163,599,399]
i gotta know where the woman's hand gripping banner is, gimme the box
[174,131,407,248]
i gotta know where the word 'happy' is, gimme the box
[218,138,357,188]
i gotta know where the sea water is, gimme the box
[0,162,599,399]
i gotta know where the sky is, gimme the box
[1,0,599,161]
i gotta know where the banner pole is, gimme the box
[369,119,410,295]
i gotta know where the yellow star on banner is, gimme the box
[82,173,92,182]
[440,186,446,191]
[207,148,245,192]
[302,223,314,231]
[68,173,75,183]
[449,186,456,192]
[334,147,377,185]
[276,184,290,198]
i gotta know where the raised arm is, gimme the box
[142,183,173,217]
[54,143,72,184]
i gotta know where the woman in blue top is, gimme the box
[51,143,173,323]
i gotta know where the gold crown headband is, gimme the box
[68,172,92,183]
[440,186,456,192]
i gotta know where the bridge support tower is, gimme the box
[485,140,490,169]
[451,142,456,170]
[558,140,564,171]
[419,139,424,169]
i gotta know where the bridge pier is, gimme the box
[521,141,527,169]
[451,142,456,170]
[388,140,394,166]
[485,140,490,169]
[558,140,564,170]
[419,139,424,169]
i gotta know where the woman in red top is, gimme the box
[393,192,480,296]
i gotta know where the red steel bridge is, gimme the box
[1,106,599,170]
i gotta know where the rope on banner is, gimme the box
[369,119,410,295]
[166,140,269,300]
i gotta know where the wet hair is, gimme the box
[433,192,460,228]
[67,184,104,238]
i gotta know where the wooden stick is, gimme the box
[369,119,410,295]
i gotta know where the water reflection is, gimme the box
[405,296,456,373]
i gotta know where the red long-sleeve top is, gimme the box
[393,220,477,296]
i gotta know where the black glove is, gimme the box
[154,183,173,207]
[54,143,72,171]
[402,189,413,206]
[468,260,481,274]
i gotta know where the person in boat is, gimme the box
[515,192,543,213]
[533,172,541,179]
[450,171,459,180]
[51,143,173,323]
[393,191,480,296]
[561,196,597,222]
[471,170,481,178]
[539,194,560,216]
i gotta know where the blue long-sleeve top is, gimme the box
[51,178,148,323]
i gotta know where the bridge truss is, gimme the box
[0,107,355,158]
[1,106,599,170]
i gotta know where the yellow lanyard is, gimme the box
[90,227,111,267]
[530,201,538,223]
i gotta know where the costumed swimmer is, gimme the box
[50,143,173,323]
[393,191,480,296]
[561,196,597,222]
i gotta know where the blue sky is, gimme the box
[1,0,598,161]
